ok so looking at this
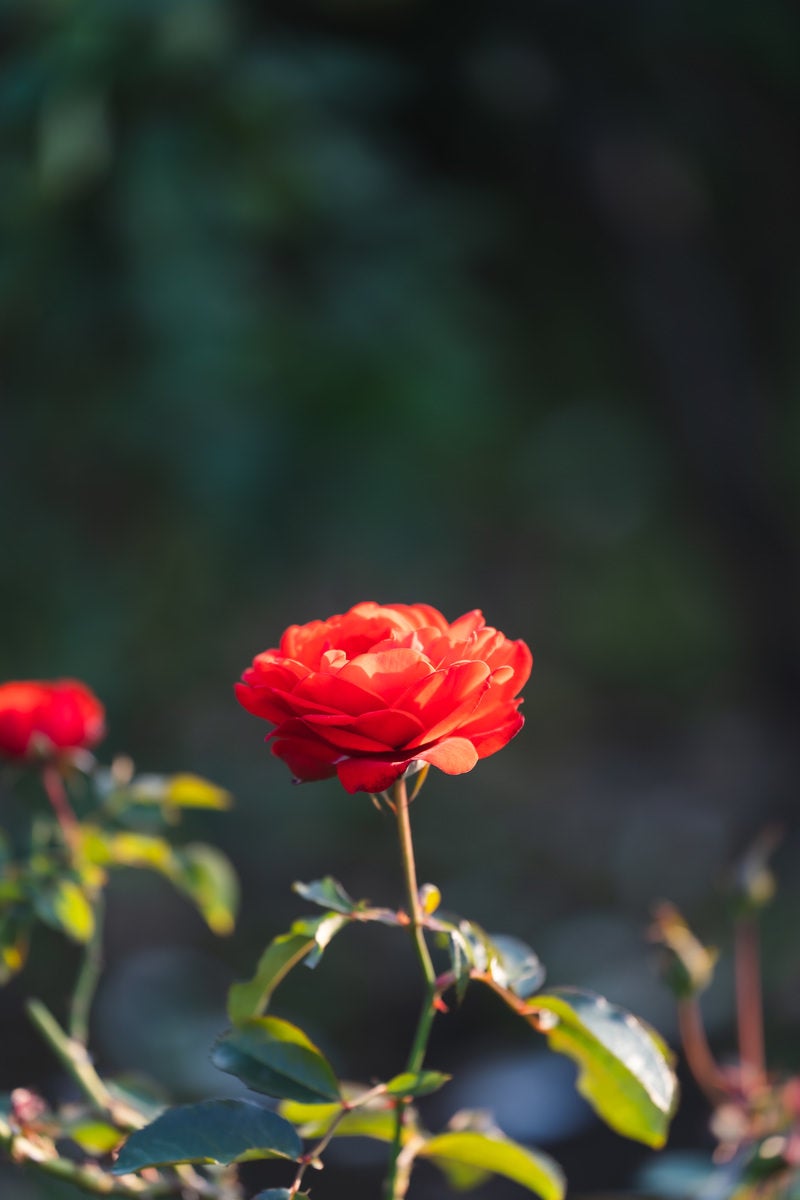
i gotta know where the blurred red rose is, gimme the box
[0,680,106,761]
[235,602,532,794]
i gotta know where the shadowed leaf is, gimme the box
[293,876,357,913]
[112,1099,301,1173]
[213,1017,340,1103]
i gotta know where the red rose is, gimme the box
[0,679,106,761]
[235,602,532,794]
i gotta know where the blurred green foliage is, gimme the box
[2,0,800,1194]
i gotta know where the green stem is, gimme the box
[71,892,105,1044]
[383,776,438,1200]
[288,1083,388,1196]
[0,1115,169,1196]
[0,1111,228,1198]
[27,999,114,1115]
[26,999,144,1131]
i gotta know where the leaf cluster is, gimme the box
[0,760,237,980]
[114,874,677,1198]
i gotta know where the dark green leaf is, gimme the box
[531,989,677,1147]
[112,1099,301,1173]
[252,1192,310,1200]
[292,876,357,914]
[419,1131,565,1199]
[228,932,314,1024]
[384,1071,451,1098]
[213,1017,340,1103]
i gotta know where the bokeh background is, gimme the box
[2,0,800,1196]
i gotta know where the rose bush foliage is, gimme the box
[0,679,105,761]
[235,602,532,793]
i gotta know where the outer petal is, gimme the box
[270,735,340,782]
[466,710,525,759]
[415,736,479,775]
[336,756,411,794]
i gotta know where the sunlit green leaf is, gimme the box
[419,883,441,914]
[278,1098,399,1144]
[81,827,173,871]
[228,931,318,1024]
[213,1017,340,1104]
[530,989,677,1148]
[34,878,94,943]
[292,876,357,914]
[112,1099,301,1173]
[0,910,31,982]
[80,827,238,936]
[649,903,717,998]
[419,1131,565,1199]
[170,844,239,935]
[384,1071,451,1098]
[126,773,232,811]
[69,1119,123,1155]
[291,911,349,968]
[732,826,781,914]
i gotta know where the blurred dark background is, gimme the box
[2,0,800,1196]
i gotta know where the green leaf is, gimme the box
[419,1131,565,1199]
[227,931,318,1024]
[213,1017,341,1104]
[170,844,239,936]
[384,1071,451,1098]
[488,935,545,999]
[227,913,349,1023]
[112,1099,301,1173]
[118,773,232,811]
[279,1099,399,1144]
[292,876,357,914]
[164,773,233,811]
[81,828,238,936]
[0,910,31,982]
[82,828,173,871]
[530,989,677,1148]
[252,1192,301,1200]
[34,878,94,943]
[291,912,349,968]
[69,1119,123,1155]
[649,903,717,998]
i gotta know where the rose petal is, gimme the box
[416,737,479,775]
[270,736,340,782]
[336,756,410,794]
